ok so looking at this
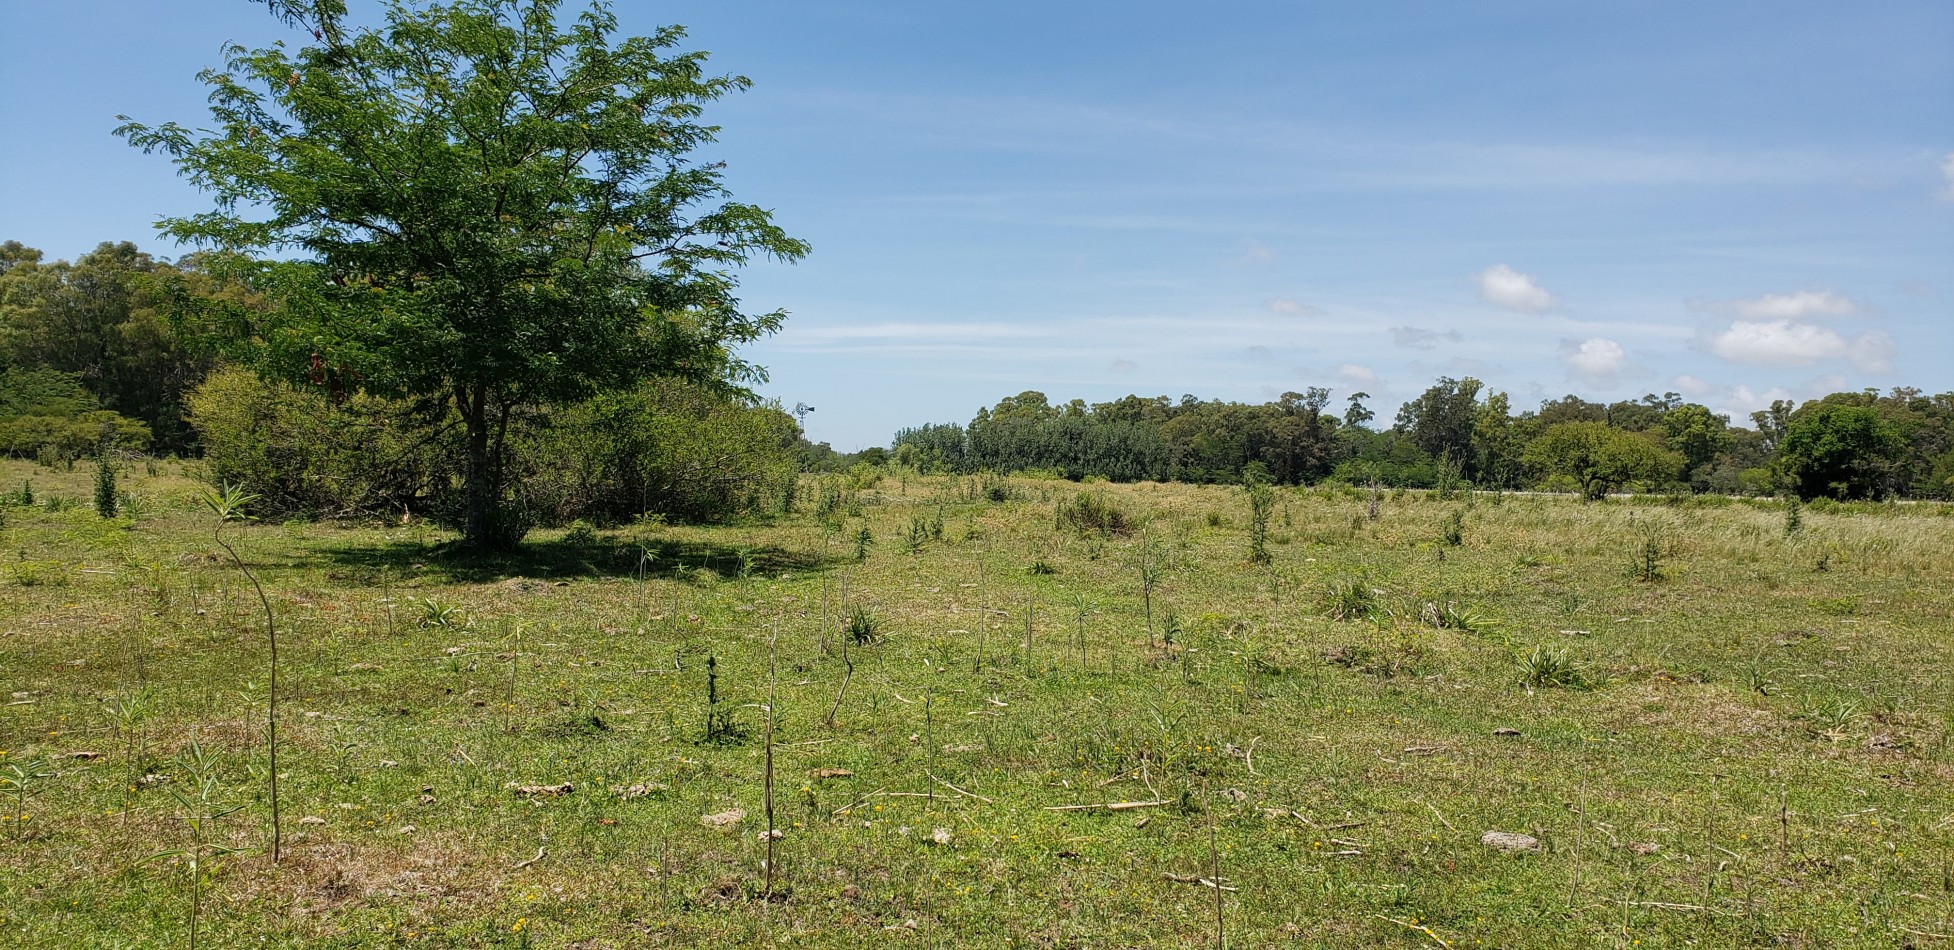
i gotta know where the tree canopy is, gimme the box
[117,0,806,547]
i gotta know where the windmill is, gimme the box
[793,402,814,430]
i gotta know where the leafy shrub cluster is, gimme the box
[188,368,796,528]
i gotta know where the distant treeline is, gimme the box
[893,380,1954,501]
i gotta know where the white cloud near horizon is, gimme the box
[1336,363,1380,387]
[1476,264,1558,313]
[1561,337,1628,385]
[1703,320,1894,372]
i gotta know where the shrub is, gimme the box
[188,367,455,518]
[515,379,798,526]
[1056,491,1133,537]
[1319,577,1382,621]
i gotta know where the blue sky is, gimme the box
[4,1,1950,449]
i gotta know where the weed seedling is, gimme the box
[200,483,282,864]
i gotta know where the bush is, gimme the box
[188,366,456,518]
[0,369,152,460]
[1055,491,1134,537]
[515,379,798,525]
[190,369,797,528]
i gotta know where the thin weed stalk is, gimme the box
[201,485,282,865]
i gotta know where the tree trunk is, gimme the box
[461,384,497,549]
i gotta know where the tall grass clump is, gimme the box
[1517,645,1591,690]
[1056,491,1133,537]
[1319,576,1382,621]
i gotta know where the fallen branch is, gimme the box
[1617,900,1733,916]
[832,787,889,816]
[1045,799,1171,812]
[1162,872,1238,892]
[1374,914,1452,948]
[930,774,994,803]
[1417,798,1459,833]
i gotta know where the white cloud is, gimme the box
[1671,374,1717,399]
[1389,326,1463,350]
[1263,297,1322,317]
[1110,358,1138,373]
[1848,331,1896,373]
[1335,363,1379,387]
[1475,264,1557,314]
[1728,290,1859,321]
[1703,320,1891,371]
[1941,151,1954,200]
[1245,345,1274,361]
[1560,337,1627,385]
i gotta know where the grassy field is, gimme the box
[4,459,1954,947]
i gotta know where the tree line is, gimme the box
[892,378,1954,501]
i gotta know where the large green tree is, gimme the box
[1775,402,1908,500]
[1395,376,1482,478]
[117,0,807,547]
[1522,421,1681,501]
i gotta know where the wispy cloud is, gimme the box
[1694,289,1861,320]
[778,321,1049,343]
[1389,326,1463,349]
[1263,297,1322,317]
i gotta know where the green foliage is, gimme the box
[846,606,883,645]
[417,598,465,630]
[1439,508,1465,546]
[1319,576,1382,621]
[191,368,793,526]
[1396,377,1483,479]
[1517,645,1591,690]
[0,369,152,460]
[515,379,799,526]
[1776,402,1909,501]
[1629,518,1668,582]
[1056,491,1134,537]
[187,367,452,518]
[853,524,874,561]
[1523,421,1682,501]
[93,456,118,519]
[1245,480,1275,565]
[117,0,807,548]
[0,242,215,453]
[700,654,746,746]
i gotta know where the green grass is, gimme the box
[4,460,1954,946]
